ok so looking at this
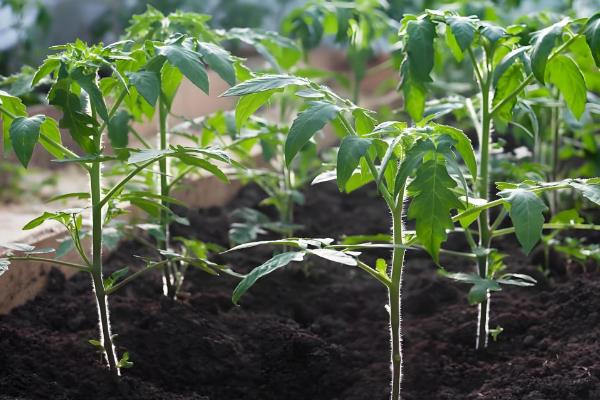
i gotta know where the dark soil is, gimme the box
[1,183,599,400]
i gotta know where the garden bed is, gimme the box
[1,183,599,400]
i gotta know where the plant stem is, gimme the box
[389,192,405,400]
[475,51,492,350]
[8,256,89,271]
[491,222,600,238]
[550,93,561,213]
[158,96,176,299]
[89,159,120,377]
[106,259,172,295]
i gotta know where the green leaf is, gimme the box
[235,90,275,130]
[569,180,600,205]
[395,139,435,195]
[158,44,208,94]
[10,115,43,167]
[446,16,477,51]
[499,188,548,254]
[336,136,372,191]
[407,158,462,262]
[307,248,357,266]
[530,18,569,84]
[196,42,236,86]
[232,251,305,304]
[493,46,529,87]
[71,68,109,122]
[400,60,427,121]
[492,63,523,121]
[433,124,477,180]
[545,55,587,119]
[584,13,600,67]
[0,90,27,155]
[32,58,60,86]
[39,117,64,160]
[479,22,506,44]
[176,154,229,183]
[284,101,340,165]
[128,70,160,106]
[440,271,501,305]
[222,74,309,96]
[108,110,130,148]
[406,17,436,82]
[48,78,96,153]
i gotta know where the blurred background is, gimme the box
[0,0,597,76]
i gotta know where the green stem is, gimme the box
[158,97,176,299]
[106,259,172,295]
[475,49,492,350]
[356,260,391,287]
[389,193,405,400]
[89,159,119,377]
[8,256,90,271]
[492,223,600,238]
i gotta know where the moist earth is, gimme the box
[1,184,599,400]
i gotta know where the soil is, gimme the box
[1,183,599,400]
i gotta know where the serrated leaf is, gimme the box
[284,101,340,165]
[407,158,462,261]
[222,74,309,96]
[545,55,586,119]
[128,70,160,106]
[530,18,569,84]
[10,115,43,167]
[584,13,600,67]
[336,136,372,191]
[158,44,208,94]
[232,251,305,304]
[499,188,548,254]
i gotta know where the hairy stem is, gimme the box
[389,192,405,400]
[90,160,119,376]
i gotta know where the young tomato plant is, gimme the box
[122,6,302,297]
[0,38,231,377]
[396,11,600,350]
[221,73,478,399]
[282,0,399,103]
